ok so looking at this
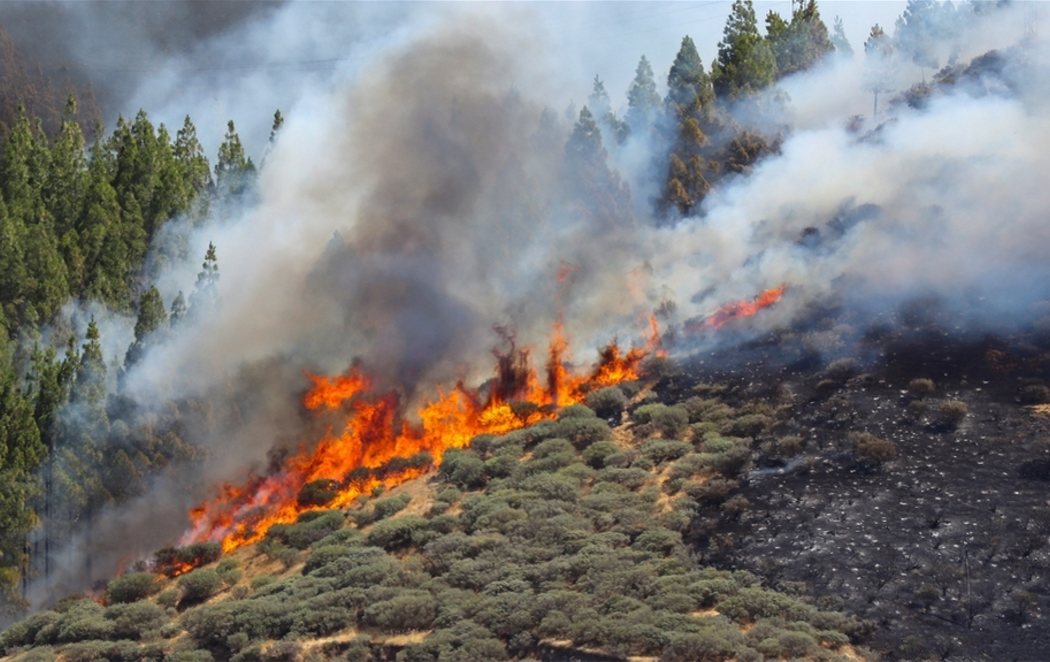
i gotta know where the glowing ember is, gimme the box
[686,285,787,333]
[181,323,660,553]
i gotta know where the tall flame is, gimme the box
[181,323,659,553]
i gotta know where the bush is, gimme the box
[908,378,936,398]
[585,386,628,419]
[935,400,968,430]
[178,568,224,607]
[183,598,292,652]
[367,516,431,551]
[296,478,340,507]
[105,572,161,604]
[640,439,692,464]
[154,542,221,577]
[266,509,344,549]
[373,493,412,520]
[720,414,772,438]
[362,590,438,632]
[553,417,612,450]
[582,440,620,469]
[850,431,897,467]
[216,558,242,587]
[440,449,486,488]
[823,358,857,383]
[373,452,434,480]
[104,602,166,640]
[718,588,817,623]
[0,610,60,649]
[559,404,596,419]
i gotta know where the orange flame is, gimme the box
[686,285,787,333]
[182,322,660,553]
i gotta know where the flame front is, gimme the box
[685,285,787,333]
[182,325,660,553]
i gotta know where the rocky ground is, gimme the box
[681,315,1050,660]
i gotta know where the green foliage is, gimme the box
[440,448,486,489]
[563,107,632,229]
[626,55,662,134]
[105,572,161,604]
[265,509,344,550]
[712,0,777,99]
[639,439,692,464]
[104,601,166,640]
[765,0,833,78]
[363,590,438,632]
[178,568,224,606]
[367,515,431,551]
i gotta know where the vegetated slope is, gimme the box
[678,309,1050,661]
[0,383,871,662]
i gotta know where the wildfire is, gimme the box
[686,285,787,333]
[181,322,661,554]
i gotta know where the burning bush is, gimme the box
[153,542,221,578]
[296,479,340,508]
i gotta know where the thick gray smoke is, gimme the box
[28,1,1050,603]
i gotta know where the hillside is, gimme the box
[0,375,873,661]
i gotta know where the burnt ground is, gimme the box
[672,315,1050,661]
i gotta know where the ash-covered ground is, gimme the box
[672,307,1050,660]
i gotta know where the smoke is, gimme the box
[26,0,1050,603]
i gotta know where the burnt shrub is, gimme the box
[823,358,857,383]
[178,568,224,607]
[373,452,433,480]
[585,386,628,419]
[1020,384,1050,405]
[908,377,936,398]
[934,400,968,430]
[684,478,739,505]
[105,572,161,604]
[266,509,344,549]
[850,431,898,469]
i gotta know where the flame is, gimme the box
[686,285,787,333]
[182,322,660,554]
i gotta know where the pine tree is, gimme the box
[174,115,212,206]
[625,55,662,135]
[661,36,717,218]
[563,107,632,229]
[712,0,777,99]
[169,291,187,326]
[125,286,167,367]
[189,242,219,316]
[894,0,944,74]
[46,97,88,239]
[864,24,894,115]
[269,109,284,144]
[766,0,833,78]
[214,120,256,199]
[73,317,107,412]
[588,76,627,146]
[831,16,854,57]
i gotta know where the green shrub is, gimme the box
[362,590,438,632]
[104,602,166,640]
[373,493,412,520]
[266,509,344,549]
[595,467,650,490]
[60,640,164,662]
[105,572,161,604]
[632,528,682,555]
[582,440,620,468]
[720,414,772,438]
[718,587,817,623]
[640,439,692,464]
[440,449,486,488]
[0,610,60,649]
[183,598,293,652]
[585,386,628,419]
[178,568,224,606]
[52,601,114,643]
[558,404,596,419]
[367,516,431,551]
[553,417,612,450]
